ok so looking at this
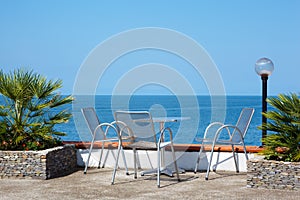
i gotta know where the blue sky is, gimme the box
[0,0,299,95]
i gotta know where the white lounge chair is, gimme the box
[81,107,128,174]
[194,108,255,180]
[111,110,180,188]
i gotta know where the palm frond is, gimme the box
[261,93,300,161]
[0,68,73,150]
[49,95,74,108]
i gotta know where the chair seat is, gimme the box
[127,141,172,150]
[127,141,157,150]
[215,139,243,145]
[195,138,212,143]
[196,138,243,146]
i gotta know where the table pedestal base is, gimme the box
[140,166,185,177]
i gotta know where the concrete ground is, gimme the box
[0,168,299,200]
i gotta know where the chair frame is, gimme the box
[194,108,255,180]
[111,110,180,188]
[81,107,128,175]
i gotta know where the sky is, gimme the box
[0,0,299,96]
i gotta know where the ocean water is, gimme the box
[0,95,266,146]
[57,95,265,146]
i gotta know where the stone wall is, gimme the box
[0,144,77,179]
[247,157,300,190]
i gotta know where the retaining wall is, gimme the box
[247,157,300,190]
[0,145,77,179]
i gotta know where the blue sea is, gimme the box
[56,95,266,146]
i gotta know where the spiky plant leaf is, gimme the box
[259,93,300,161]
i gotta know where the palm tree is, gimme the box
[0,68,73,150]
[260,93,300,161]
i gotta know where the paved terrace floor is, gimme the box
[0,168,299,200]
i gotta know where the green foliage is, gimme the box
[0,68,74,150]
[259,93,300,162]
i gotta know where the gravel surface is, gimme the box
[0,168,299,200]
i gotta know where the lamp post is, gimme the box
[255,58,274,145]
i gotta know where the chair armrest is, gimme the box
[111,120,135,144]
[196,122,232,143]
[204,122,224,135]
[214,124,244,143]
[93,122,119,141]
[201,122,225,139]
[157,127,174,145]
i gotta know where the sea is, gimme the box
[55,95,268,146]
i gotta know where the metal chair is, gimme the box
[81,107,128,174]
[111,110,180,188]
[194,108,255,180]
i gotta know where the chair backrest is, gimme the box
[231,108,255,143]
[114,111,157,143]
[81,107,104,139]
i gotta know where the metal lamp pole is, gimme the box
[255,58,274,145]
[261,74,268,140]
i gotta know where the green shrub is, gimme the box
[259,93,300,162]
[0,68,73,150]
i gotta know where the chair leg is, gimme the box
[111,143,122,185]
[171,144,180,181]
[231,145,239,173]
[212,151,221,172]
[157,148,161,188]
[84,137,96,174]
[101,147,110,168]
[205,144,215,180]
[133,148,137,179]
[242,143,249,173]
[242,143,249,160]
[194,143,204,173]
[98,142,105,168]
[121,146,129,175]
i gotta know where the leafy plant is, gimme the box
[259,93,300,162]
[0,68,74,150]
